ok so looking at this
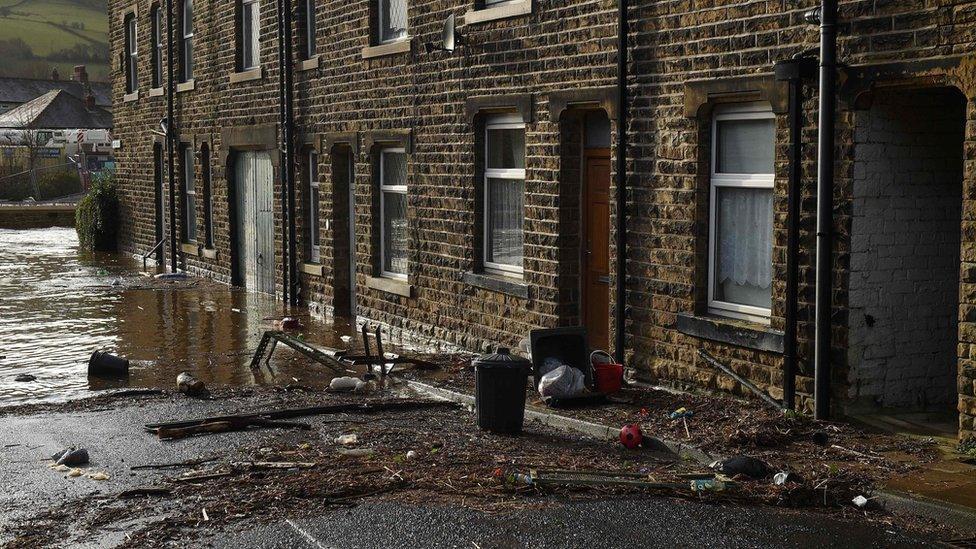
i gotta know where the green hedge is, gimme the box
[76,171,119,251]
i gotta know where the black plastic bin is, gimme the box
[474,347,531,434]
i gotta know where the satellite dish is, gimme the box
[442,13,456,52]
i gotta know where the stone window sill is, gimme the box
[148,87,164,98]
[298,56,320,71]
[201,247,217,260]
[302,263,324,277]
[122,91,139,103]
[176,79,195,93]
[463,271,529,299]
[366,275,413,298]
[361,39,411,59]
[180,242,199,257]
[676,313,784,353]
[230,67,263,84]
[464,0,532,25]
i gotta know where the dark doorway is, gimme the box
[153,143,166,268]
[582,111,612,350]
[331,146,356,317]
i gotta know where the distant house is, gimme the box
[0,89,112,131]
[0,66,111,115]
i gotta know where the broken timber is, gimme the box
[145,399,458,435]
[250,330,344,373]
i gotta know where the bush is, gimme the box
[76,171,119,251]
[38,170,82,199]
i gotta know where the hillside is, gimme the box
[0,0,109,81]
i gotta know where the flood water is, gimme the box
[0,227,358,404]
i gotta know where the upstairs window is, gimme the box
[304,0,316,59]
[150,5,163,87]
[306,150,320,263]
[379,148,407,278]
[484,114,525,276]
[183,145,197,243]
[180,0,194,81]
[124,14,138,93]
[241,0,260,69]
[202,144,213,248]
[708,104,775,322]
[378,0,407,44]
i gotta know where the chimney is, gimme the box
[73,65,88,84]
[85,91,95,109]
[51,68,60,81]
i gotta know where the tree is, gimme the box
[0,104,45,198]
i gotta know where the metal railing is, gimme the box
[142,239,165,271]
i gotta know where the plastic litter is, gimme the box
[852,495,870,508]
[329,376,360,392]
[176,372,206,396]
[669,407,694,419]
[619,423,643,449]
[335,434,359,446]
[690,478,727,492]
[406,450,417,460]
[88,472,110,481]
[773,471,804,485]
[14,374,36,382]
[709,456,772,479]
[53,447,89,466]
[88,351,130,377]
[538,364,585,399]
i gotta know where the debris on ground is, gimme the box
[772,471,804,485]
[88,350,129,377]
[52,447,89,466]
[13,374,36,382]
[176,372,206,396]
[710,456,772,479]
[329,376,363,392]
[619,424,643,449]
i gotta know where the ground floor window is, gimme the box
[183,145,197,243]
[707,103,774,322]
[484,114,525,276]
[306,149,320,263]
[380,148,407,278]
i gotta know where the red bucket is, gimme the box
[591,351,623,394]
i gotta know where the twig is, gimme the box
[131,457,219,470]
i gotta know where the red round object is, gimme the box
[619,423,643,449]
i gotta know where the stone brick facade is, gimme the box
[108,0,976,439]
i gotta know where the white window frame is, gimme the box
[181,0,194,81]
[484,0,519,6]
[305,0,316,59]
[307,149,320,263]
[151,6,163,87]
[379,148,408,280]
[125,15,138,93]
[378,0,407,44]
[183,146,197,243]
[707,102,775,324]
[483,114,525,277]
[241,0,261,70]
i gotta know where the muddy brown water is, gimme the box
[0,227,361,404]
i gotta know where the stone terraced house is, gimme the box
[108,0,976,440]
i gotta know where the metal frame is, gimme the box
[307,148,320,263]
[706,102,775,324]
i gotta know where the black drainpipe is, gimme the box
[773,55,816,412]
[283,0,298,306]
[811,0,838,420]
[166,0,177,273]
[276,0,294,303]
[614,0,628,364]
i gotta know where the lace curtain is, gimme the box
[716,187,773,293]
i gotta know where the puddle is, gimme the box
[0,227,362,404]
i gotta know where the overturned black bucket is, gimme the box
[88,351,129,377]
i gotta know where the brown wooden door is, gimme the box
[583,149,611,350]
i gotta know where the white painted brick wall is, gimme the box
[848,88,964,409]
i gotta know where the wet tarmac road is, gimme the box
[210,499,936,549]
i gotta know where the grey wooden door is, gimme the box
[235,151,275,295]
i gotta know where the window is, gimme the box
[124,14,138,93]
[241,0,260,69]
[307,150,320,263]
[202,144,213,248]
[181,0,194,81]
[483,114,525,276]
[707,104,775,322]
[304,0,316,59]
[379,149,407,278]
[378,0,407,43]
[183,145,197,242]
[150,5,162,87]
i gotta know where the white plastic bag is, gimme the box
[538,365,585,399]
